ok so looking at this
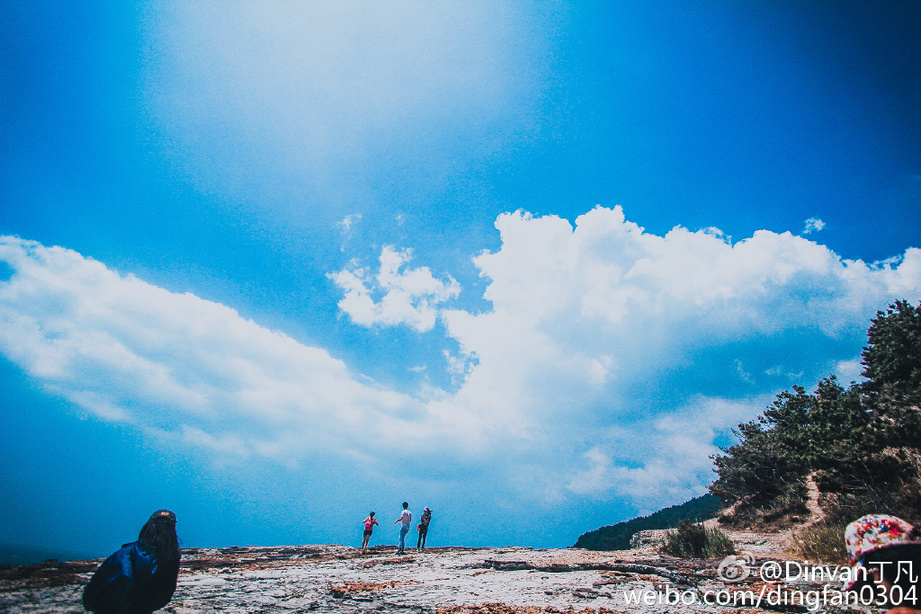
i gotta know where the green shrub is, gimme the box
[822,487,921,528]
[660,521,735,559]
[793,524,848,564]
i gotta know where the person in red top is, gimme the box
[361,511,379,554]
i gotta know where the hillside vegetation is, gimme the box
[573,493,723,551]
[577,300,921,552]
[711,300,921,527]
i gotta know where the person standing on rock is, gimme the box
[83,509,181,614]
[394,502,412,554]
[417,507,432,551]
[361,511,379,554]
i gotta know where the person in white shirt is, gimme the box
[394,502,412,554]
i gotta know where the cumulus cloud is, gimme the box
[442,208,919,411]
[566,397,767,505]
[1,206,920,514]
[436,206,921,503]
[803,217,826,234]
[330,247,460,332]
[0,236,450,465]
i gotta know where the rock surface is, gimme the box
[0,534,855,614]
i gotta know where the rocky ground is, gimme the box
[0,527,862,614]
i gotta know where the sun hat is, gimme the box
[843,514,919,590]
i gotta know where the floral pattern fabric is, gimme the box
[844,514,919,565]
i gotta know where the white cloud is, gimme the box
[834,358,865,385]
[441,208,920,424]
[2,207,920,515]
[566,397,766,509]
[330,246,460,332]
[0,236,456,465]
[437,206,921,506]
[803,217,826,234]
[338,214,362,233]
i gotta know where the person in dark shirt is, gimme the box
[416,507,432,551]
[83,510,180,614]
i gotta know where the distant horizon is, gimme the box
[0,536,577,567]
[2,492,722,565]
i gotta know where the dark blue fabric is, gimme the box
[82,540,175,614]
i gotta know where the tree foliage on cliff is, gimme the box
[710,300,921,525]
[574,494,723,551]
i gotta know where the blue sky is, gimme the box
[1,1,920,559]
